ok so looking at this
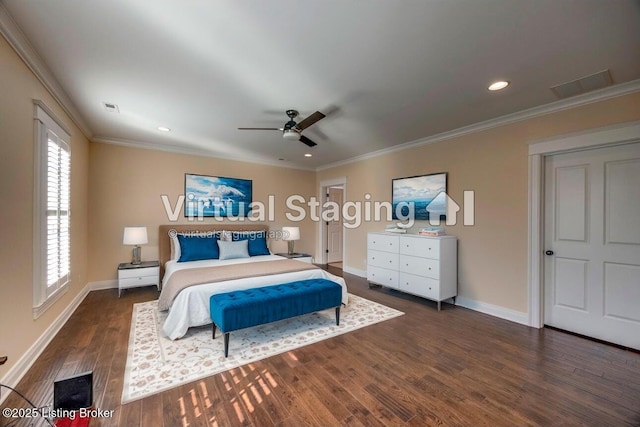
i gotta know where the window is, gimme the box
[33,103,71,317]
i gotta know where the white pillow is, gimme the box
[170,233,181,260]
[218,239,250,260]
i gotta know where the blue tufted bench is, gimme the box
[209,279,343,357]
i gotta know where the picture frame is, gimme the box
[184,173,253,217]
[392,172,447,220]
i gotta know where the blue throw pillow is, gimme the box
[231,231,270,256]
[177,234,219,262]
[218,240,250,260]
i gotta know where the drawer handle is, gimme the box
[389,260,392,263]
[428,287,432,290]
[428,267,431,270]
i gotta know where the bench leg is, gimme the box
[212,323,216,339]
[335,306,340,326]
[224,333,230,358]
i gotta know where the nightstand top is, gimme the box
[274,253,312,259]
[118,261,160,270]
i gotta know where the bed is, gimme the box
[157,224,348,340]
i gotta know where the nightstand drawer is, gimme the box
[119,276,158,289]
[118,266,159,280]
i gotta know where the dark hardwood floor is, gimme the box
[2,267,640,426]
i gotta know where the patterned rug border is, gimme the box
[122,293,403,403]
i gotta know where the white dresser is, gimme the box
[366,232,457,310]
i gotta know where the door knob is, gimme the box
[545,250,554,256]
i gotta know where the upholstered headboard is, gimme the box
[158,224,269,279]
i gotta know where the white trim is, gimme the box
[317,80,640,171]
[92,137,315,172]
[32,284,68,319]
[527,154,543,328]
[528,121,640,155]
[0,284,90,406]
[343,265,366,278]
[317,177,347,264]
[455,296,529,326]
[0,4,92,138]
[527,121,640,329]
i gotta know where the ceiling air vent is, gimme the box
[550,69,613,99]
[103,102,119,113]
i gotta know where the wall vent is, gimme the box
[103,102,119,113]
[550,69,613,99]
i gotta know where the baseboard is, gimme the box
[342,266,366,278]
[0,283,91,405]
[455,296,529,326]
[88,279,118,291]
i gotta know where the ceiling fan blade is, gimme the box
[299,135,317,147]
[295,111,325,130]
[237,127,282,131]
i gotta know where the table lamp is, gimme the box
[282,226,300,255]
[123,226,148,264]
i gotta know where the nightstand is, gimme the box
[275,253,313,263]
[117,261,160,297]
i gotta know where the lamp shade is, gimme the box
[123,227,148,245]
[282,226,300,241]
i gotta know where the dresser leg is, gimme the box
[437,301,441,311]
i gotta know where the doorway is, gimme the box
[318,177,346,267]
[543,142,640,349]
[326,186,344,268]
[528,121,640,350]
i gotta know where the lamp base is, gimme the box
[131,246,142,265]
[287,241,295,255]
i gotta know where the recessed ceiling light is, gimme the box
[488,81,510,91]
[157,126,171,132]
[304,153,312,157]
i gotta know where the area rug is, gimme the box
[122,294,403,403]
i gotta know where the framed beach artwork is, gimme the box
[392,172,447,220]
[184,173,253,217]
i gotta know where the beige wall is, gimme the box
[0,36,90,377]
[88,143,317,281]
[317,92,640,313]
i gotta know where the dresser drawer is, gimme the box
[399,272,440,300]
[399,236,440,259]
[118,266,159,280]
[367,233,399,252]
[399,255,439,278]
[368,250,399,269]
[367,266,399,288]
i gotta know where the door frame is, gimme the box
[318,177,347,265]
[527,121,640,328]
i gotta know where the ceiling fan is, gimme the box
[238,109,326,147]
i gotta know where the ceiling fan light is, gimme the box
[282,129,300,140]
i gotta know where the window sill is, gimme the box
[33,284,68,319]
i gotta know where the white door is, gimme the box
[544,142,640,349]
[327,187,343,264]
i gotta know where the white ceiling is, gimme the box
[3,0,640,169]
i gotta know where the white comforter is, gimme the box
[160,255,348,340]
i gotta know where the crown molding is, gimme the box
[92,137,315,172]
[0,3,92,139]
[316,79,640,171]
